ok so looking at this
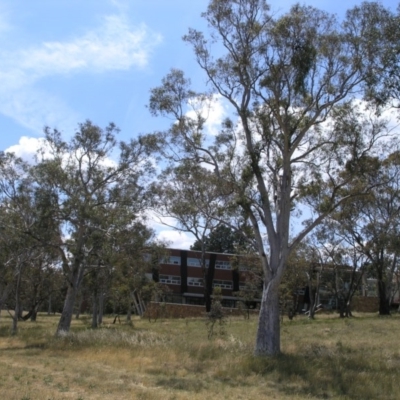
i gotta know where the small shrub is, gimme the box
[206,287,226,339]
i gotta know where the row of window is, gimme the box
[159,275,181,285]
[162,256,248,270]
[213,280,233,289]
[144,254,248,270]
[159,275,234,289]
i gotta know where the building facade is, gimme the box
[151,248,255,308]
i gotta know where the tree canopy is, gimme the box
[149,0,400,355]
[190,225,252,254]
[0,121,160,334]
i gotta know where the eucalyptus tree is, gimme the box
[0,208,34,334]
[152,163,231,311]
[191,224,253,254]
[300,226,367,319]
[0,152,47,332]
[78,228,111,329]
[14,252,60,322]
[99,218,162,321]
[149,0,399,355]
[333,150,400,315]
[0,153,28,314]
[0,154,67,326]
[31,120,155,334]
[21,187,65,321]
[0,212,14,317]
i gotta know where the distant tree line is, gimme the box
[0,121,167,335]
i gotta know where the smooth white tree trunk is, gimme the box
[56,263,84,334]
[56,284,78,334]
[254,279,281,356]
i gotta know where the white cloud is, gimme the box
[186,94,228,136]
[204,95,228,136]
[17,15,162,78]
[0,11,162,136]
[5,132,119,169]
[6,136,45,163]
[145,211,178,232]
[157,230,195,249]
[109,0,129,13]
[0,87,79,136]
[0,3,11,38]
[380,106,399,132]
[143,210,196,249]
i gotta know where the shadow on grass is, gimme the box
[0,325,11,337]
[231,344,398,399]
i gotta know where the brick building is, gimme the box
[150,248,256,308]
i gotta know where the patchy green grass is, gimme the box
[0,311,399,399]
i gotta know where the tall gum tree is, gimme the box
[0,153,27,317]
[333,149,400,315]
[149,0,400,355]
[31,121,155,335]
[0,153,56,332]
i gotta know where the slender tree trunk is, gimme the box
[0,284,12,321]
[30,308,38,322]
[75,291,83,319]
[12,270,23,335]
[126,296,132,322]
[91,290,98,329]
[98,291,104,325]
[12,304,20,335]
[378,280,391,315]
[22,302,40,321]
[17,303,23,319]
[394,275,400,313]
[56,283,78,334]
[204,253,216,312]
[338,299,345,318]
[344,300,352,318]
[132,292,141,316]
[139,295,146,313]
[47,295,52,315]
[112,299,117,315]
[205,287,212,313]
[307,281,315,319]
[56,266,85,334]
[254,279,280,356]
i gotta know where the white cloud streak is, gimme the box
[0,11,162,137]
[157,230,195,250]
[1,87,80,137]
[17,15,161,78]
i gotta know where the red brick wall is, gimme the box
[144,302,259,319]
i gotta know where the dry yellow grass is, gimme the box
[0,312,399,399]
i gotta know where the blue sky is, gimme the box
[1,0,398,248]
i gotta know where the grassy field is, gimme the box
[0,311,399,400]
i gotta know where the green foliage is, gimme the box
[151,0,400,355]
[206,287,226,339]
[0,121,159,335]
[191,225,251,253]
[332,149,400,315]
